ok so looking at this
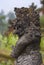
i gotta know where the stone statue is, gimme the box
[10,4,42,65]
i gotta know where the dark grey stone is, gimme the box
[10,4,42,65]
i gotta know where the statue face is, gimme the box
[13,8,30,37]
[13,19,24,37]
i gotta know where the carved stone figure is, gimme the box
[10,4,42,65]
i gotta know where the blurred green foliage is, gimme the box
[0,33,19,51]
[40,15,44,27]
[0,33,18,65]
[40,37,44,51]
[0,10,15,34]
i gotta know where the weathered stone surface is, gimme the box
[9,3,42,65]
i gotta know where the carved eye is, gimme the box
[17,25,21,29]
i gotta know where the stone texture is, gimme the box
[9,3,42,65]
